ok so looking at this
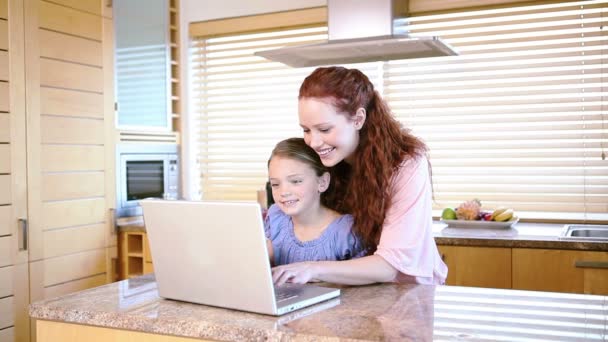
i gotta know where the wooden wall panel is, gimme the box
[0,144,9,173]
[0,19,7,50]
[44,0,101,16]
[0,51,7,80]
[0,296,14,328]
[42,172,104,201]
[41,145,104,172]
[40,58,103,93]
[0,0,6,19]
[41,198,105,230]
[0,327,13,341]
[42,249,106,287]
[0,265,13,297]
[0,175,10,204]
[0,205,9,235]
[39,1,101,41]
[39,29,102,66]
[0,235,10,267]
[0,113,9,141]
[0,82,8,111]
[43,223,105,258]
[44,274,106,299]
[41,116,104,145]
[41,87,103,118]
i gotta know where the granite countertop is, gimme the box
[30,274,607,341]
[432,222,608,251]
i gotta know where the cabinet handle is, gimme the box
[574,261,608,269]
[18,218,28,251]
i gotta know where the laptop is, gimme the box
[140,199,341,316]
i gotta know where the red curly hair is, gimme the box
[299,66,428,254]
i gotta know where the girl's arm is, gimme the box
[266,238,274,266]
[272,255,397,285]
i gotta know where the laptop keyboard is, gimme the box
[275,285,303,302]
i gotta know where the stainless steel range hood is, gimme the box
[254,0,457,67]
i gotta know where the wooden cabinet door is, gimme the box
[24,0,116,304]
[512,248,585,293]
[1,0,31,341]
[438,246,512,289]
[579,251,608,295]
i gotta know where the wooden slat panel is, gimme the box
[44,274,106,299]
[39,29,102,66]
[0,144,9,173]
[0,114,8,141]
[0,82,8,112]
[0,265,13,297]
[41,86,103,118]
[0,19,7,50]
[0,51,7,81]
[41,116,104,145]
[45,0,101,16]
[0,296,13,329]
[40,59,103,93]
[43,223,105,259]
[41,145,104,172]
[42,172,104,201]
[39,1,101,41]
[0,0,6,19]
[43,249,105,287]
[0,175,10,205]
[0,235,10,267]
[0,327,14,342]
[42,198,105,230]
[0,205,9,236]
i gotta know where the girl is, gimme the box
[265,137,364,266]
[271,67,448,285]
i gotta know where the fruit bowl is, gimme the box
[441,218,519,229]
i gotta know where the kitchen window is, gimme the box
[190,1,608,222]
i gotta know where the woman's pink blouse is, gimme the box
[373,155,448,284]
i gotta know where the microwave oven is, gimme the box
[116,144,179,217]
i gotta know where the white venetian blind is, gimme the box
[190,26,382,200]
[387,0,608,221]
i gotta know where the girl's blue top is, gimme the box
[264,204,365,266]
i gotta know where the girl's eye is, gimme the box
[291,179,302,184]
[302,128,310,133]
[320,128,331,133]
[270,183,279,188]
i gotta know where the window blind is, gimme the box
[388,0,607,221]
[190,26,382,200]
[190,0,607,222]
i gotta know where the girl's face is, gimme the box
[298,97,363,167]
[268,156,328,218]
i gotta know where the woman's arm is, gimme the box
[272,254,398,286]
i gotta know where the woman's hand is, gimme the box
[271,262,318,286]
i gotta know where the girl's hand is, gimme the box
[266,238,274,264]
[271,262,318,286]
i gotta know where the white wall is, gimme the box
[179,0,326,199]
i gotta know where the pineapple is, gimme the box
[456,199,482,220]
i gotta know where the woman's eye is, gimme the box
[320,128,331,133]
[270,183,278,188]
[302,128,310,133]
[291,179,302,184]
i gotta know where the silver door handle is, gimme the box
[18,218,28,251]
[575,261,608,269]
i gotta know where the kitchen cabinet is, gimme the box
[119,231,153,279]
[438,245,511,289]
[0,0,116,341]
[513,248,608,295]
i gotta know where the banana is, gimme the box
[494,208,514,222]
[490,206,508,221]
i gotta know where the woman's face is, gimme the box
[298,97,361,167]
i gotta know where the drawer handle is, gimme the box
[18,218,28,251]
[574,261,608,269]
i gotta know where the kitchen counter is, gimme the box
[433,222,608,251]
[30,274,607,341]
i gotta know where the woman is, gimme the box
[271,66,447,285]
